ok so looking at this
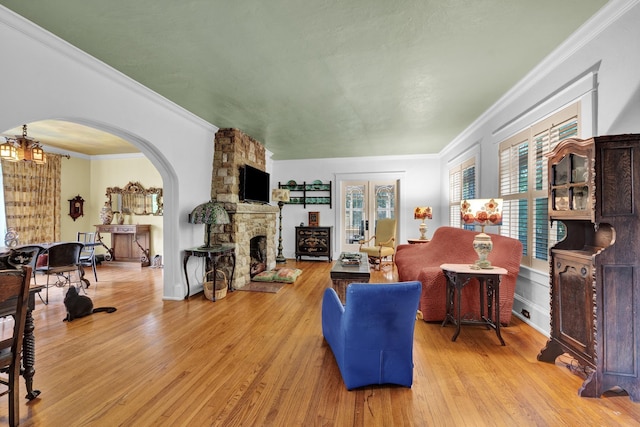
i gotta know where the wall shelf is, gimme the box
[278,181,332,208]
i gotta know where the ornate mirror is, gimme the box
[106,181,163,216]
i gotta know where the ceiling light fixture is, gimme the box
[0,124,46,164]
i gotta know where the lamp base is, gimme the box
[418,222,428,240]
[275,254,286,263]
[471,232,493,269]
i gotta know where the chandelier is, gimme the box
[0,124,46,164]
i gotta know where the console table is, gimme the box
[440,263,508,346]
[183,244,236,300]
[95,224,151,267]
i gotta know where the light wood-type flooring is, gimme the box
[2,260,640,426]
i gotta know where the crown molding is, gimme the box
[440,0,640,159]
[0,5,216,133]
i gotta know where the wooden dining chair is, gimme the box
[0,266,32,427]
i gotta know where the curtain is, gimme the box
[1,154,62,244]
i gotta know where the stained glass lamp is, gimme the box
[189,200,230,248]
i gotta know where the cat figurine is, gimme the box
[63,286,117,322]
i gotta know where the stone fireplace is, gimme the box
[211,128,279,289]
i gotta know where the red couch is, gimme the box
[395,226,522,325]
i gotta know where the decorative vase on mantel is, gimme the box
[100,201,114,225]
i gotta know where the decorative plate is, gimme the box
[312,179,322,189]
[287,180,297,186]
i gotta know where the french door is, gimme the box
[340,180,397,253]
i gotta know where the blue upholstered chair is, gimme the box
[321,281,421,390]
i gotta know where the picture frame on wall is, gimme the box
[308,211,319,227]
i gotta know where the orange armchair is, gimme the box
[395,226,522,325]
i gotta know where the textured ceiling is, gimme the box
[0,1,608,159]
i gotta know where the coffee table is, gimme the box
[330,252,370,303]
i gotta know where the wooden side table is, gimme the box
[408,238,430,244]
[183,244,236,300]
[440,263,508,346]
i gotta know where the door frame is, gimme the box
[334,171,406,258]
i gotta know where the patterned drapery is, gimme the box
[1,154,62,244]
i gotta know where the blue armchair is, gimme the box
[321,281,421,390]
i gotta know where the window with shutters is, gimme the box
[498,102,579,270]
[449,157,476,228]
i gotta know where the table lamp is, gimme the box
[460,198,503,269]
[272,189,290,263]
[413,206,433,240]
[189,200,230,248]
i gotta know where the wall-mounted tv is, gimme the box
[239,164,270,204]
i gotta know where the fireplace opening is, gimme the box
[250,235,267,277]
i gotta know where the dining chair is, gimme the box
[35,242,87,304]
[13,245,45,284]
[0,266,32,426]
[77,232,98,282]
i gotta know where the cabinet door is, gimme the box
[552,254,594,363]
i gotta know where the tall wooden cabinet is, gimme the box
[538,134,640,401]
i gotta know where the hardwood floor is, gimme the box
[2,260,640,426]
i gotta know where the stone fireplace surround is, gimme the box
[211,128,279,289]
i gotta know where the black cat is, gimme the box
[63,286,117,322]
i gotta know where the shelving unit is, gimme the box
[278,181,332,208]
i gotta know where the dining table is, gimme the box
[1,241,95,400]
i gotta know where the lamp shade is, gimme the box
[461,198,503,227]
[414,206,433,220]
[188,201,230,225]
[272,188,290,203]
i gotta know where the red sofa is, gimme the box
[395,226,522,325]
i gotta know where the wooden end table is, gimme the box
[408,238,430,244]
[440,263,508,346]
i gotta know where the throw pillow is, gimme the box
[273,268,302,283]
[252,270,277,282]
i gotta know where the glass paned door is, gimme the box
[341,180,397,253]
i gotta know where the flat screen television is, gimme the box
[239,164,270,204]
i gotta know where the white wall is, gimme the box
[2,0,640,324]
[439,0,640,334]
[0,7,217,300]
[271,154,440,260]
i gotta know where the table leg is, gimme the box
[22,308,41,400]
[491,278,505,346]
[452,285,463,341]
[183,253,192,299]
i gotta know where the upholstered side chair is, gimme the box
[358,218,397,270]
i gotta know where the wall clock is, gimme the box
[69,195,85,221]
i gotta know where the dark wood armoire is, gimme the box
[538,134,640,401]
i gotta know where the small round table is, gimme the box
[407,238,430,244]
